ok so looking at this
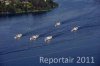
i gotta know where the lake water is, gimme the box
[0,0,100,66]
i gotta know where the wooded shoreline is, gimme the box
[0,0,58,15]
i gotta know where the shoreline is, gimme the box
[0,3,58,15]
[0,8,54,16]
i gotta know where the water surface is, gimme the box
[0,0,100,66]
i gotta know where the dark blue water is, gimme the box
[0,0,100,66]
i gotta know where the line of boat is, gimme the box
[14,21,80,43]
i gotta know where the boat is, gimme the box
[44,36,53,43]
[14,34,22,40]
[71,26,80,32]
[55,21,61,27]
[30,35,39,41]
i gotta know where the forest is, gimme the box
[0,0,58,14]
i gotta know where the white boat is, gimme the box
[55,21,61,27]
[44,36,53,43]
[30,35,39,41]
[71,26,80,32]
[14,34,22,40]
